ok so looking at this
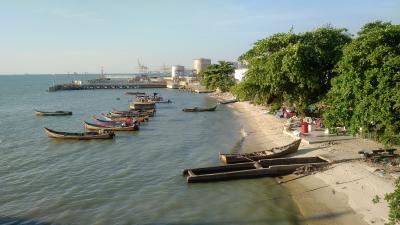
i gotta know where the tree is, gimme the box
[385,178,400,225]
[200,61,235,92]
[233,26,352,114]
[323,21,400,145]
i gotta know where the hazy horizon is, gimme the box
[1,0,399,74]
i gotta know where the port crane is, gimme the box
[137,59,148,74]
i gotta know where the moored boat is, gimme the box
[92,116,138,126]
[101,113,148,122]
[182,105,217,112]
[44,127,114,140]
[183,156,330,183]
[151,99,172,104]
[110,108,155,117]
[83,121,139,131]
[125,91,146,95]
[219,139,302,164]
[35,110,72,116]
[129,101,156,111]
[219,99,237,104]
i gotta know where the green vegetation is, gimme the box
[323,21,400,145]
[385,178,400,225]
[372,195,381,204]
[230,21,399,221]
[200,61,235,92]
[232,26,351,114]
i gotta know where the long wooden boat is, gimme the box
[182,105,217,112]
[101,113,148,122]
[183,156,329,183]
[35,110,72,116]
[219,139,302,164]
[110,109,155,117]
[83,121,139,131]
[92,116,138,126]
[125,91,146,95]
[129,101,156,110]
[44,127,114,140]
[151,99,172,104]
[219,99,237,104]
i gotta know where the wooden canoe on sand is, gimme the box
[219,139,302,164]
[183,156,329,183]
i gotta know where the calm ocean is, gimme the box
[0,75,299,225]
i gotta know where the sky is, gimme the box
[0,0,399,74]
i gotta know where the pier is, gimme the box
[48,83,167,92]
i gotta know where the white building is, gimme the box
[234,68,248,82]
[171,65,185,77]
[193,58,211,75]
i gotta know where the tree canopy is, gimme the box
[323,21,400,145]
[232,26,352,113]
[200,61,235,92]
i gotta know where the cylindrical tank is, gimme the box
[171,65,185,77]
[193,58,211,75]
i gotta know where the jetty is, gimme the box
[48,76,167,92]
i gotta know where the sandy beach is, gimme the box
[211,93,397,225]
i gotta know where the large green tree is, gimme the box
[200,61,235,92]
[323,21,400,145]
[232,26,352,113]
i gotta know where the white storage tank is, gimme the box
[193,58,211,75]
[171,65,185,77]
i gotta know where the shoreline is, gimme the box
[210,92,396,225]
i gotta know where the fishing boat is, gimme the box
[219,99,237,104]
[152,99,172,104]
[182,105,217,112]
[129,101,156,111]
[183,156,330,183]
[219,139,302,164]
[44,127,114,140]
[92,116,138,126]
[110,109,155,117]
[101,113,149,122]
[83,121,139,131]
[125,91,146,95]
[35,110,72,116]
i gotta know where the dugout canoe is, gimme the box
[125,91,146,95]
[44,127,114,140]
[182,105,217,112]
[92,116,139,126]
[183,156,329,183]
[35,110,72,116]
[101,113,149,122]
[219,99,237,104]
[219,139,302,164]
[83,121,139,131]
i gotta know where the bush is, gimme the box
[385,177,400,225]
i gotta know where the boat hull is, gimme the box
[183,156,329,183]
[83,121,139,131]
[35,110,72,116]
[44,127,114,140]
[219,139,302,164]
[182,105,217,112]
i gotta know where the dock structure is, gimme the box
[48,83,167,92]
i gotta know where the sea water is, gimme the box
[0,75,299,225]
